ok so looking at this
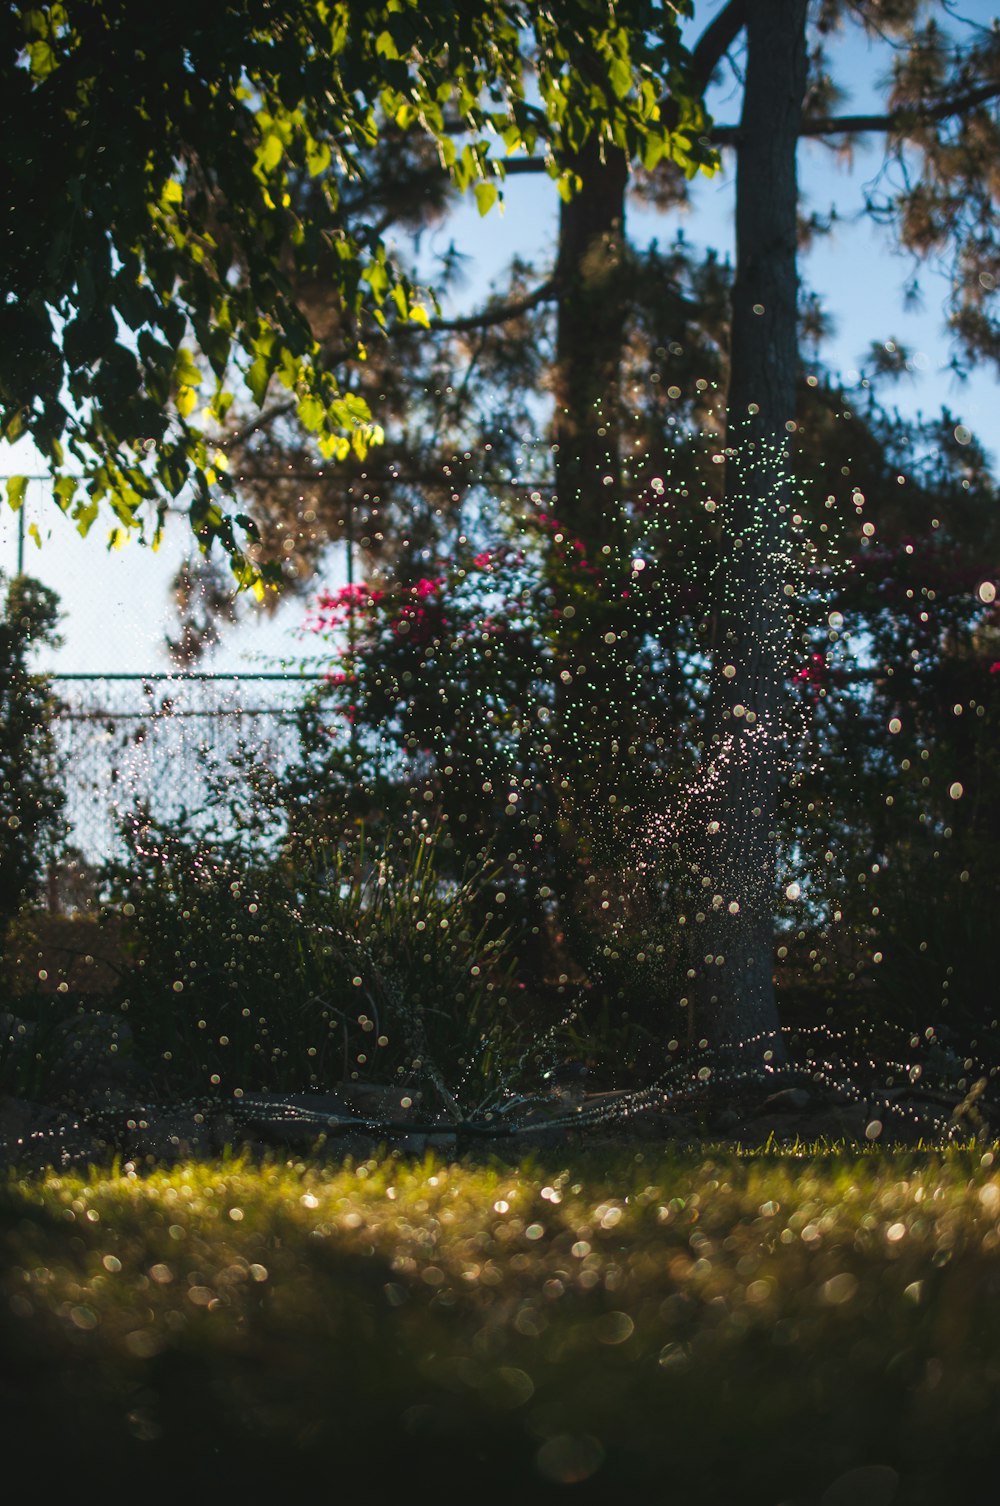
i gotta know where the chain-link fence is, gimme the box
[51,672,326,882]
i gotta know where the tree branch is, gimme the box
[441,102,550,138]
[499,157,549,175]
[227,397,297,448]
[227,283,557,451]
[689,0,748,92]
[710,77,1000,144]
[404,277,559,334]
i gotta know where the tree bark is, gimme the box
[692,0,808,1065]
[552,136,628,546]
[545,137,629,966]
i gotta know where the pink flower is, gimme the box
[413,576,443,597]
[307,582,383,632]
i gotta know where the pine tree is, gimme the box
[178,1,1000,1064]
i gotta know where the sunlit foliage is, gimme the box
[0,0,713,584]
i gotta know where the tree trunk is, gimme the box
[692,0,808,1065]
[546,137,629,969]
[552,136,628,546]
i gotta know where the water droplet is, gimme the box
[536,1434,604,1484]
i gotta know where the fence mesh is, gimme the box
[51,673,325,877]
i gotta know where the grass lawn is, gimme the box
[2,1143,999,1503]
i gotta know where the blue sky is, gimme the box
[2,0,996,676]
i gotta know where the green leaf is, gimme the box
[74,498,100,536]
[364,259,389,303]
[306,139,332,176]
[27,38,56,79]
[297,394,325,432]
[257,133,284,174]
[54,477,76,511]
[173,348,202,388]
[235,514,260,542]
[642,133,667,171]
[608,55,632,100]
[6,476,28,512]
[474,181,499,217]
[247,356,270,406]
[211,390,235,423]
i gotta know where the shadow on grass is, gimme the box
[1,1145,998,1503]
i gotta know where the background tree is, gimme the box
[10,1,999,1078]
[690,0,1000,1059]
[0,574,66,956]
[219,3,998,1065]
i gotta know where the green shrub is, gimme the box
[106,812,522,1110]
[0,573,66,957]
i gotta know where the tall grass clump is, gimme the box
[106,808,519,1108]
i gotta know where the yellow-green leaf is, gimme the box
[176,385,197,418]
[27,38,55,78]
[474,181,499,217]
[364,260,389,302]
[298,394,325,432]
[318,433,350,461]
[259,133,283,173]
[174,348,202,388]
[6,476,28,512]
[247,357,270,405]
[306,140,332,176]
[54,476,76,511]
[75,498,99,536]
[608,55,632,100]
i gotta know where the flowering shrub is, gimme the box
[284,392,1000,1045]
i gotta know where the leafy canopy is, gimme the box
[0,0,714,590]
